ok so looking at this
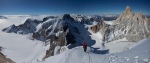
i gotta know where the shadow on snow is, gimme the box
[90,47,109,54]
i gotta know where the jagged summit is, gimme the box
[114,6,134,24]
[107,6,150,42]
[124,6,134,17]
[124,5,132,14]
[62,14,74,21]
[89,5,149,43]
[126,5,130,9]
[125,6,131,11]
[138,11,143,18]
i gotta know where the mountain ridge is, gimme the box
[105,6,150,42]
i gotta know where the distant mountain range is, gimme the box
[0,16,8,19]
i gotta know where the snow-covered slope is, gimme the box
[0,16,48,63]
[39,38,150,63]
[88,29,135,53]
[0,32,47,63]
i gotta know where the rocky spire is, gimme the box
[113,6,135,24]
[124,5,133,15]
[112,5,150,42]
[138,11,143,18]
[126,5,131,11]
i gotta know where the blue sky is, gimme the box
[0,0,150,15]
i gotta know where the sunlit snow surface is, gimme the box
[0,15,149,63]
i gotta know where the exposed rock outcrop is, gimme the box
[62,14,74,21]
[43,23,77,59]
[0,53,15,63]
[90,21,107,33]
[0,47,15,63]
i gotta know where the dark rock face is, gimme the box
[74,27,80,35]
[43,16,56,21]
[2,24,17,33]
[0,46,2,52]
[62,14,74,21]
[66,29,76,45]
[63,23,69,32]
